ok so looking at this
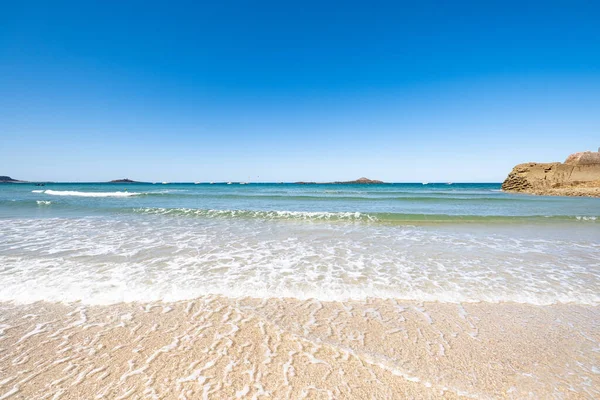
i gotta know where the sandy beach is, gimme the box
[3,1,600,397]
[2,184,599,398]
[1,297,598,399]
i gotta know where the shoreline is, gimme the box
[1,296,598,399]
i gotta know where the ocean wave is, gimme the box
[133,207,376,221]
[138,192,531,202]
[131,207,598,224]
[576,216,597,221]
[36,200,52,205]
[35,190,141,197]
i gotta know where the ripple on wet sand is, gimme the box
[0,297,598,399]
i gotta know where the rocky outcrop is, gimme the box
[564,151,600,166]
[502,151,600,197]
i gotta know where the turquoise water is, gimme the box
[1,182,599,305]
[1,182,599,221]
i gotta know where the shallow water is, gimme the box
[1,298,598,399]
[0,182,599,305]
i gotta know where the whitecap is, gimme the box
[38,190,141,198]
[133,207,377,221]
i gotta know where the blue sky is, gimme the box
[1,1,599,182]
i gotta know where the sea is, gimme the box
[0,182,599,305]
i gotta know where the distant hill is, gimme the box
[0,176,24,183]
[334,177,384,184]
[296,177,385,184]
[109,178,139,183]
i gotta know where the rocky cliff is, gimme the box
[502,151,600,197]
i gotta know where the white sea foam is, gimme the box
[134,207,376,221]
[36,200,52,205]
[0,216,598,306]
[36,190,141,197]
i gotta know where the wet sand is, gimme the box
[0,297,598,399]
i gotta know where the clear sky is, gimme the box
[1,0,599,182]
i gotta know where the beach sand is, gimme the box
[0,297,598,399]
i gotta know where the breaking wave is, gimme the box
[132,207,598,224]
[34,190,141,198]
[133,207,376,221]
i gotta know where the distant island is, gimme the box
[6,176,384,184]
[110,178,139,183]
[502,150,600,197]
[296,177,385,185]
[0,176,24,183]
